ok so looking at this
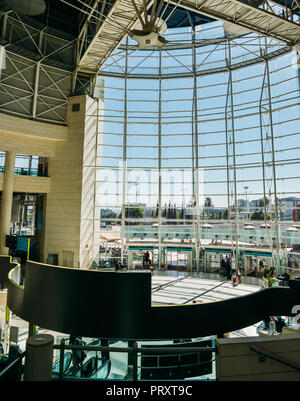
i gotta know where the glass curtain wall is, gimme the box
[92,22,300,274]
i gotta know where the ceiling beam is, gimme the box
[72,0,300,79]
[169,0,300,45]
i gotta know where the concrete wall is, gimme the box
[0,112,67,157]
[216,334,300,380]
[79,97,99,268]
[0,175,50,194]
[43,95,101,268]
[0,96,102,269]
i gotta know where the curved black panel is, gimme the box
[7,261,300,340]
[0,256,16,288]
[8,261,151,338]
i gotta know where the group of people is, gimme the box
[220,255,243,284]
[221,255,232,280]
[142,251,155,275]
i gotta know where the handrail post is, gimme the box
[133,341,138,381]
[28,323,36,337]
[127,340,135,380]
[100,338,109,362]
[0,352,26,381]
[59,338,65,380]
[24,334,54,381]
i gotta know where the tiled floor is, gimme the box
[151,275,260,305]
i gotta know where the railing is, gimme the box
[0,166,48,177]
[53,340,216,381]
[0,352,26,381]
[124,226,300,245]
[3,339,299,381]
[250,345,300,371]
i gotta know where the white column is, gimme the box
[0,151,15,254]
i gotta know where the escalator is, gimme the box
[80,356,97,378]
[53,350,111,379]
[52,352,72,376]
[61,357,111,379]
[80,357,111,379]
[95,359,111,379]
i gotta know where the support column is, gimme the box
[127,340,138,380]
[44,95,99,268]
[225,38,239,271]
[121,39,128,266]
[260,40,280,274]
[0,151,15,254]
[100,338,109,362]
[192,27,201,273]
[32,61,41,119]
[158,49,162,271]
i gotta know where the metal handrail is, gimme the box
[0,352,26,380]
[53,341,216,381]
[53,343,216,354]
[250,345,300,371]
[0,167,48,177]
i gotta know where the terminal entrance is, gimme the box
[243,251,272,277]
[127,247,192,271]
[204,249,232,274]
[128,247,155,269]
[165,248,192,271]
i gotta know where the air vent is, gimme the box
[72,103,80,112]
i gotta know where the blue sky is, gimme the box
[97,22,300,211]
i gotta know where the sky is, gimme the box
[96,22,300,212]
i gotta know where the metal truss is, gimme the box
[99,44,290,78]
[99,27,291,78]
[0,10,76,70]
[2,1,300,102]
[170,0,300,45]
[68,0,154,89]
[61,0,300,81]
[0,50,72,123]
[0,10,74,124]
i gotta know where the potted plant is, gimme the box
[263,267,277,287]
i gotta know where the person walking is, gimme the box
[145,251,150,266]
[225,259,231,280]
[237,267,242,283]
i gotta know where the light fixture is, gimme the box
[129,1,169,49]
